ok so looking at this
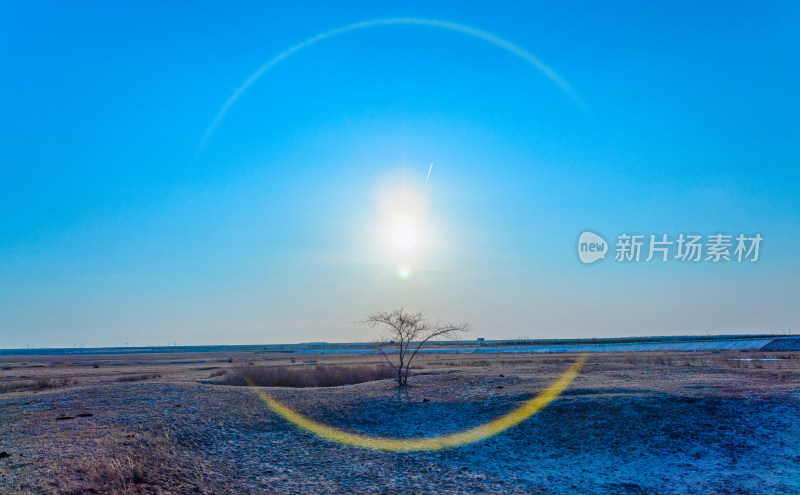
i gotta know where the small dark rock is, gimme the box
[175,404,182,408]
[76,413,93,418]
[55,416,74,421]
[499,374,505,377]
[421,398,430,403]
[0,451,11,459]
[497,386,504,389]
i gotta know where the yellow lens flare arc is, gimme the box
[254,354,587,452]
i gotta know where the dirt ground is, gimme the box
[1,350,798,494]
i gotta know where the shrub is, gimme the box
[0,381,32,393]
[360,309,469,386]
[35,377,71,388]
[222,364,394,388]
[0,377,71,394]
[116,373,160,382]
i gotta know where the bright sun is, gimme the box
[376,181,430,279]
[389,220,419,252]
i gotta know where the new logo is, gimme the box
[578,232,608,264]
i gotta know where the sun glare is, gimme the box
[389,220,419,252]
[397,264,411,278]
[375,179,432,279]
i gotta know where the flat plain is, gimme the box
[1,350,798,494]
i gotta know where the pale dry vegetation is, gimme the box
[220,364,394,388]
[115,373,161,382]
[32,429,221,495]
[0,377,71,394]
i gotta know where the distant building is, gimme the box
[476,337,485,342]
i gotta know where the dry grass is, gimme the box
[115,373,160,382]
[71,454,157,494]
[221,364,394,388]
[2,350,797,394]
[0,377,71,394]
[39,431,216,495]
[441,359,491,367]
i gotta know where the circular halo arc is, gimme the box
[205,19,590,452]
[253,354,586,452]
[199,17,585,151]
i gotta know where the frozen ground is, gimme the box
[1,351,798,494]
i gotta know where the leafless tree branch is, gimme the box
[359,309,470,386]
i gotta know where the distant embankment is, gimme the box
[294,335,800,354]
[760,337,800,351]
[2,334,798,356]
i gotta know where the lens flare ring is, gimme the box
[209,17,589,452]
[199,17,586,152]
[252,354,586,452]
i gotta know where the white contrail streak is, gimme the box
[425,162,433,184]
[198,18,585,152]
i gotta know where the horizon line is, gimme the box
[2,332,796,354]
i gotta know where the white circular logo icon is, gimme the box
[578,232,608,264]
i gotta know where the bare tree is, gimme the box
[359,309,469,386]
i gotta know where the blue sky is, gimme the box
[1,1,798,347]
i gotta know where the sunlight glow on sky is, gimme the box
[1,1,798,347]
[379,182,429,278]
